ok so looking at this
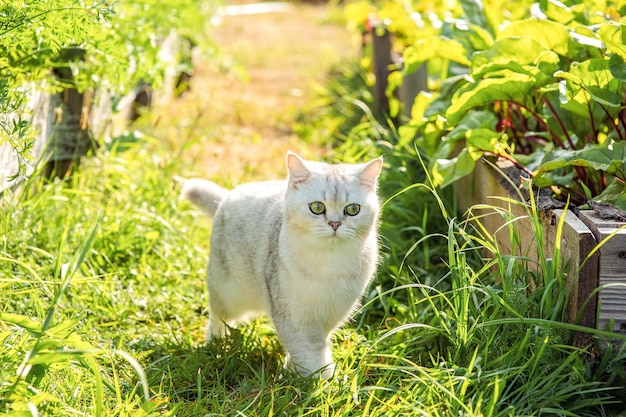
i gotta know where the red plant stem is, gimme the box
[512,104,532,154]
[486,151,535,178]
[585,99,598,144]
[559,184,592,205]
[524,135,549,146]
[502,101,591,192]
[620,91,626,137]
[514,104,530,132]
[598,104,625,142]
[487,150,573,199]
[601,171,606,189]
[541,96,576,149]
[529,97,589,189]
[513,101,566,149]
[493,100,619,200]
[619,110,626,137]
[481,147,600,203]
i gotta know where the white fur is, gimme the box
[182,152,382,378]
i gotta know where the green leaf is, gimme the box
[556,59,623,108]
[0,312,42,336]
[598,22,626,60]
[459,0,490,30]
[466,127,511,158]
[432,148,480,188]
[472,37,550,77]
[425,74,471,117]
[608,54,626,81]
[616,191,626,211]
[458,23,494,52]
[593,178,626,210]
[498,19,571,56]
[430,122,506,189]
[539,0,575,24]
[580,181,592,201]
[535,141,626,180]
[447,110,499,142]
[403,36,471,75]
[569,26,604,57]
[27,351,85,366]
[532,167,576,189]
[409,90,436,122]
[445,71,537,125]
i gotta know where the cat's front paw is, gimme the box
[284,355,336,379]
[318,362,336,379]
[299,362,336,379]
[206,317,229,340]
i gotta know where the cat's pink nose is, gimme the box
[329,221,341,231]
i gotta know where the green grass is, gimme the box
[3,70,626,416]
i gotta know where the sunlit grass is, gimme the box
[0,138,209,414]
[3,5,626,414]
[3,124,626,415]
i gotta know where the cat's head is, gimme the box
[283,152,382,241]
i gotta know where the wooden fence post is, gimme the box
[401,63,428,120]
[371,23,391,115]
[371,22,428,121]
[0,30,195,191]
[43,48,96,179]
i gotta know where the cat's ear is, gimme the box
[358,157,383,189]
[287,151,310,188]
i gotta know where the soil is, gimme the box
[152,1,356,184]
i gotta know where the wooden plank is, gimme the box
[458,157,537,259]
[578,211,626,336]
[549,210,598,332]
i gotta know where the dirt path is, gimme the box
[156,2,355,184]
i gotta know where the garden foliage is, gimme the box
[348,0,626,209]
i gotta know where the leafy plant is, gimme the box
[435,11,626,209]
[354,0,626,209]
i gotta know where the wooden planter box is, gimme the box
[458,158,626,336]
[363,21,626,337]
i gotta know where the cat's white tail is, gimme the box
[180,178,229,219]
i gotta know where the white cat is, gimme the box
[181,151,382,378]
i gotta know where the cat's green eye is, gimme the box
[344,203,360,216]
[309,201,326,215]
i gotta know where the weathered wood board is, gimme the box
[457,158,601,330]
[546,209,599,330]
[579,211,626,336]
